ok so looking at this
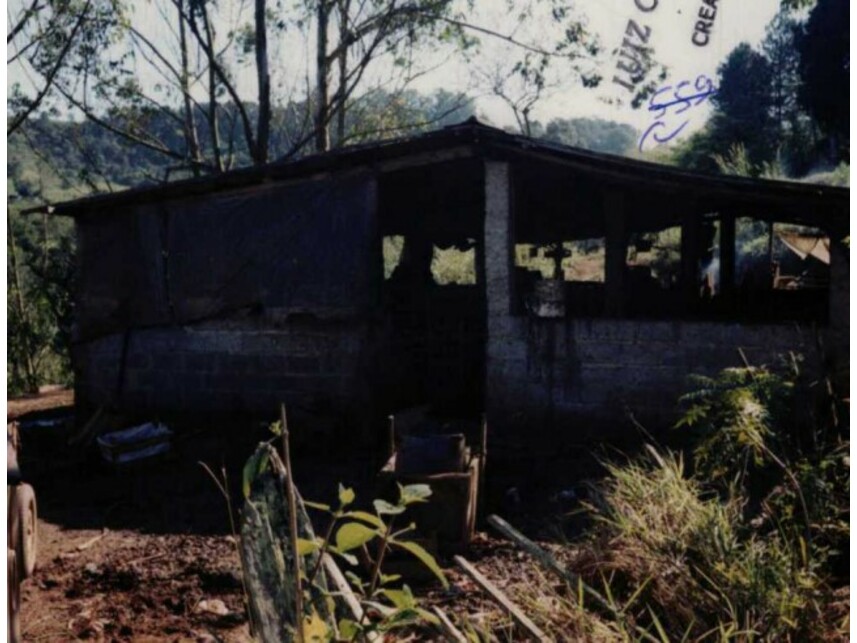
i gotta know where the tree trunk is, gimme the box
[315,0,330,153]
[254,0,270,163]
[178,0,202,174]
[199,8,224,171]
[334,0,350,147]
[7,214,39,393]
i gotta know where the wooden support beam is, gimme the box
[720,213,736,301]
[453,555,550,642]
[603,189,626,317]
[478,414,488,524]
[681,209,702,310]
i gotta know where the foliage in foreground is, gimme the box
[511,361,848,642]
[239,435,448,642]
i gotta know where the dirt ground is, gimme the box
[10,391,583,642]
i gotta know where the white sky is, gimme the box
[7,0,781,148]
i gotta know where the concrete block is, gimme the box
[185,352,220,373]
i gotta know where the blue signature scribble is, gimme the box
[638,74,718,152]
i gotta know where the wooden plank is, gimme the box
[487,514,614,615]
[432,606,468,643]
[453,555,550,642]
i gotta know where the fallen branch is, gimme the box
[453,555,550,642]
[487,514,614,614]
[432,606,468,643]
[75,529,108,552]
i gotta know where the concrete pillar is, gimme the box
[484,162,512,320]
[483,161,512,439]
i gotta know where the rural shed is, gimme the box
[31,119,850,454]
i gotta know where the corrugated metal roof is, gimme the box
[23,118,850,218]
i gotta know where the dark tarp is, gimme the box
[75,172,377,340]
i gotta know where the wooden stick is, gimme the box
[478,413,487,523]
[321,554,381,642]
[281,404,304,643]
[75,528,108,552]
[68,405,104,446]
[387,414,396,461]
[453,555,550,643]
[487,514,614,615]
[432,606,468,643]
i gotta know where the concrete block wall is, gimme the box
[73,319,372,426]
[485,316,821,446]
[483,160,836,450]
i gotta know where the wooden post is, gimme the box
[681,209,702,312]
[454,555,550,642]
[478,414,488,523]
[720,213,736,305]
[387,414,396,461]
[603,189,626,317]
[280,404,304,643]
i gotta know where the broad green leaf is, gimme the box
[241,450,269,499]
[414,608,441,626]
[344,510,386,530]
[330,547,359,566]
[335,522,377,553]
[374,499,405,515]
[379,573,402,585]
[345,571,365,590]
[338,483,356,507]
[297,538,320,556]
[301,608,330,642]
[390,540,448,588]
[304,500,331,512]
[338,618,361,639]
[399,483,432,505]
[380,587,415,610]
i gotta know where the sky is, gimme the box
[7,0,782,149]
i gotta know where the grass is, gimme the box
[504,447,847,642]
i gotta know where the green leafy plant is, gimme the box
[240,437,447,642]
[300,481,447,640]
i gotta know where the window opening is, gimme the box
[431,240,477,285]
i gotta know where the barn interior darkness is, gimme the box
[377,158,486,416]
[510,160,831,323]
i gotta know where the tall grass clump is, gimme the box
[538,358,850,642]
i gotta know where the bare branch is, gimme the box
[8,0,93,136]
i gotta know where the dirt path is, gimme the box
[11,391,255,642]
[8,389,74,420]
[10,391,571,642]
[22,523,250,642]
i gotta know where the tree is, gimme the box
[760,8,818,175]
[674,43,778,175]
[541,117,637,155]
[6,0,116,136]
[794,0,849,161]
[16,0,604,170]
[709,44,777,167]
